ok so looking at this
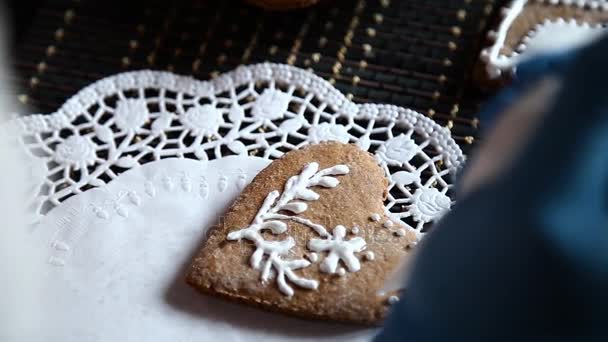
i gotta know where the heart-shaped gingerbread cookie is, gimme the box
[186,142,419,325]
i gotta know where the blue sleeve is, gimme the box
[375,36,608,341]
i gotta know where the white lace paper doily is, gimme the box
[9,63,464,233]
[33,156,374,341]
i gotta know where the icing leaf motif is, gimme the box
[392,170,421,186]
[261,221,288,234]
[88,178,105,187]
[308,225,367,274]
[356,135,371,151]
[278,117,303,134]
[280,202,308,214]
[227,140,247,155]
[116,156,138,168]
[151,112,173,135]
[94,125,113,143]
[228,105,245,123]
[194,148,208,161]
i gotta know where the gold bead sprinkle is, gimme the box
[465,136,475,144]
[64,9,75,24]
[46,45,56,57]
[54,28,65,41]
[29,77,39,88]
[457,9,467,21]
[37,62,47,73]
[374,13,383,24]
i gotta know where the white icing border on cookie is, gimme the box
[480,0,608,78]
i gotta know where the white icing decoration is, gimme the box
[53,135,97,170]
[226,162,349,296]
[308,225,367,274]
[307,122,351,144]
[180,104,224,137]
[376,133,419,166]
[351,226,360,235]
[383,220,394,228]
[395,229,407,237]
[387,296,400,305]
[392,171,421,187]
[364,251,375,261]
[308,252,319,263]
[252,89,290,120]
[481,0,608,78]
[408,187,451,223]
[370,213,381,222]
[336,268,346,277]
[114,98,149,133]
[8,64,464,236]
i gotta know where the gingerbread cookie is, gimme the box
[477,0,608,87]
[186,142,419,325]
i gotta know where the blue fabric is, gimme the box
[375,37,608,340]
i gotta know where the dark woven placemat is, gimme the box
[11,0,500,153]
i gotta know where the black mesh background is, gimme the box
[11,0,502,153]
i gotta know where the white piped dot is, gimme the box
[370,213,381,222]
[337,267,346,276]
[364,251,375,261]
[395,228,407,237]
[383,220,394,228]
[351,226,360,234]
[388,295,400,305]
[308,252,319,263]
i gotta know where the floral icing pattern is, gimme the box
[7,64,464,234]
[53,135,97,170]
[408,186,451,223]
[307,122,350,144]
[226,162,350,296]
[114,99,149,133]
[180,105,224,137]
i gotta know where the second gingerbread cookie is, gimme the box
[186,142,419,325]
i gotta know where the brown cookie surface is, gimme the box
[186,142,418,325]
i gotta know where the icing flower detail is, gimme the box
[114,99,150,133]
[408,187,451,223]
[307,122,350,144]
[226,162,350,296]
[376,133,419,166]
[53,135,97,170]
[308,225,366,274]
[251,89,290,120]
[180,104,224,137]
